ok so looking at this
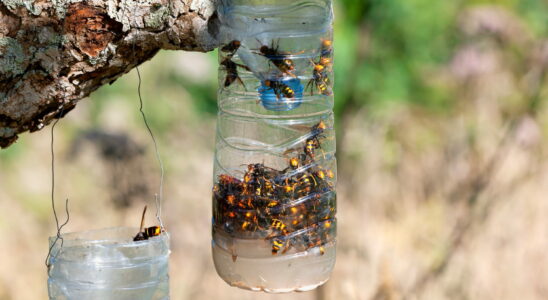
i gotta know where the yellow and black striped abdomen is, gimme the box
[282,86,295,98]
[145,226,162,238]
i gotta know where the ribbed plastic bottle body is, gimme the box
[212,0,336,293]
[47,227,170,300]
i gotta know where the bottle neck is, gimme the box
[218,0,333,42]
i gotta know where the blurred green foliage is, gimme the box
[333,0,546,119]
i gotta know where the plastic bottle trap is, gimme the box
[47,227,169,300]
[212,0,337,292]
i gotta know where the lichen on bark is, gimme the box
[0,37,26,78]
[1,0,42,15]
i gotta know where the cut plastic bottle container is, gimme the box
[212,0,336,293]
[47,227,170,300]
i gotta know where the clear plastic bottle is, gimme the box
[47,227,170,300]
[212,0,336,292]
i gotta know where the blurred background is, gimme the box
[0,0,547,299]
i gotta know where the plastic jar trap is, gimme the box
[47,227,170,300]
[213,0,336,292]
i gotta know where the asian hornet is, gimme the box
[220,57,251,89]
[221,40,241,57]
[271,237,289,255]
[256,39,296,77]
[320,38,333,59]
[306,60,332,96]
[133,205,163,241]
[263,79,295,100]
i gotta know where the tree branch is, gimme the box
[0,0,218,148]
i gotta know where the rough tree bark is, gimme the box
[0,0,218,148]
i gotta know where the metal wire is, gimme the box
[136,65,165,229]
[45,117,70,269]
[126,0,166,229]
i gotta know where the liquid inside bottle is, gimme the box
[212,0,336,292]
